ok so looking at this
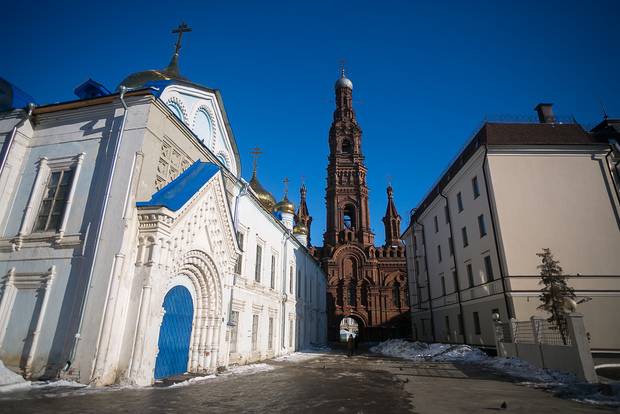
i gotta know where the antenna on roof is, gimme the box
[599,98,609,120]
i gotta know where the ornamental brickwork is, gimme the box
[313,72,409,342]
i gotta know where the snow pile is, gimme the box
[0,360,30,392]
[370,339,620,407]
[272,344,331,363]
[228,363,274,375]
[370,339,487,362]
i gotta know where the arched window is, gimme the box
[392,288,400,308]
[194,109,212,144]
[168,102,184,121]
[343,205,356,229]
[347,285,357,307]
[342,139,353,154]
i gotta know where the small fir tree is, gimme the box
[536,248,575,344]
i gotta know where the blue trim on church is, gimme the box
[137,161,220,211]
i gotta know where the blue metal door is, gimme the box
[154,285,194,379]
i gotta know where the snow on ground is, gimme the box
[272,343,332,363]
[0,360,30,392]
[371,339,620,407]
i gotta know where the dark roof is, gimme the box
[410,121,610,225]
[479,123,606,145]
[137,161,220,211]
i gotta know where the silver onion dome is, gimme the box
[334,72,353,91]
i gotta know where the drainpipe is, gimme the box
[281,230,292,349]
[481,143,513,319]
[439,191,468,344]
[413,211,436,343]
[233,179,250,233]
[0,103,36,177]
[227,180,250,335]
[65,87,129,370]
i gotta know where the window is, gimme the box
[347,286,357,306]
[444,205,450,223]
[251,314,259,351]
[34,169,75,232]
[392,288,400,308]
[448,237,454,256]
[289,266,294,294]
[461,227,469,247]
[478,215,487,237]
[403,287,409,307]
[255,244,262,282]
[437,245,442,262]
[457,192,464,212]
[434,215,439,233]
[230,311,239,352]
[440,276,446,296]
[234,232,244,274]
[445,316,451,338]
[343,205,355,228]
[342,139,352,154]
[484,256,494,281]
[466,264,474,287]
[473,312,481,335]
[268,317,274,350]
[297,270,302,296]
[472,176,480,199]
[270,255,276,288]
[22,154,84,237]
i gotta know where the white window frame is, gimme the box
[19,153,85,240]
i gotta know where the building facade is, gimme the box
[402,104,620,351]
[313,71,409,342]
[0,31,326,386]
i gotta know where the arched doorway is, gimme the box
[154,285,194,379]
[339,315,366,343]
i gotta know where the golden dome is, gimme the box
[293,223,309,235]
[249,171,276,211]
[275,195,296,214]
[116,54,191,91]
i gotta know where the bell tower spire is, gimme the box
[382,182,403,247]
[323,69,374,249]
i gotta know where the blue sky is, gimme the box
[3,0,619,245]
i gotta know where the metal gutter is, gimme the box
[439,192,468,344]
[481,144,513,319]
[65,87,129,371]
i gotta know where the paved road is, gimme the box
[0,344,616,413]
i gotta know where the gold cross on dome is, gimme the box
[340,59,347,72]
[301,174,306,185]
[250,147,263,173]
[283,177,291,196]
[386,174,392,186]
[172,23,193,55]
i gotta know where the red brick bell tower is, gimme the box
[314,69,409,342]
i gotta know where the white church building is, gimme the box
[0,26,326,386]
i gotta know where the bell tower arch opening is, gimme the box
[343,204,356,229]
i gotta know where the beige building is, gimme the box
[402,104,620,351]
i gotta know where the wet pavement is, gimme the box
[0,343,617,413]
